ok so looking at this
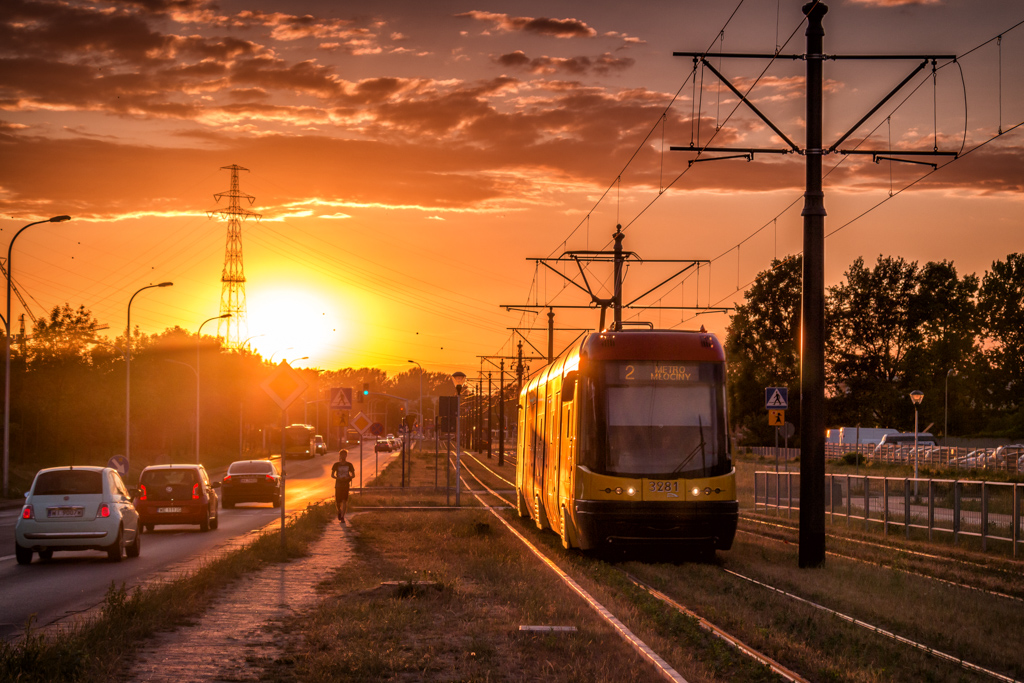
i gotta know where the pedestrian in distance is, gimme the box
[331,449,355,521]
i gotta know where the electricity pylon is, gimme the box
[207,164,261,348]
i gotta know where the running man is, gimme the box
[331,449,355,521]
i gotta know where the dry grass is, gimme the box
[281,447,1024,683]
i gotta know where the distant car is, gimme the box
[15,466,141,564]
[221,460,281,508]
[135,464,220,532]
[375,439,392,453]
[314,435,327,455]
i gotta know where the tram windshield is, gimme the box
[586,361,728,478]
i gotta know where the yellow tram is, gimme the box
[516,328,738,554]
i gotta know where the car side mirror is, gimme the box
[128,487,139,498]
[211,481,221,489]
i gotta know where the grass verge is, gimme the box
[0,502,334,682]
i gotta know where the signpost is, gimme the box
[260,362,309,548]
[766,387,788,473]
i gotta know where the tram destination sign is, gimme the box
[619,363,698,382]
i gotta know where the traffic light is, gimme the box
[360,383,369,402]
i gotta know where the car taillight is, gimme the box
[192,482,200,500]
[139,484,148,501]
[223,475,232,483]
[21,505,33,520]
[265,475,275,482]
[99,503,111,518]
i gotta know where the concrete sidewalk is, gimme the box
[127,517,354,682]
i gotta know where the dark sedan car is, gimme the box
[136,464,220,532]
[221,460,281,508]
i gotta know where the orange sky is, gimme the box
[1,0,1021,379]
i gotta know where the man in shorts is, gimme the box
[331,450,355,521]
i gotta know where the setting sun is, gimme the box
[245,285,348,366]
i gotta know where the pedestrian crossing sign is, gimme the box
[765,387,788,409]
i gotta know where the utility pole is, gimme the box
[499,359,505,466]
[800,1,828,568]
[673,1,954,567]
[208,164,260,348]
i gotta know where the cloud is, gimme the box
[494,50,635,76]
[455,11,597,38]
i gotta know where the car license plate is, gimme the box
[158,507,182,513]
[47,507,83,518]
[241,477,256,484]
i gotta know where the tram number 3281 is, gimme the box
[649,481,679,493]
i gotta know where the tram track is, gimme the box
[455,450,1023,683]
[739,513,1024,596]
[455,451,809,683]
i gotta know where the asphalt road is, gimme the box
[0,441,394,641]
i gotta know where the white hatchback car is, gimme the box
[15,466,141,564]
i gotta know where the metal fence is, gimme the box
[749,444,1024,474]
[753,471,1024,557]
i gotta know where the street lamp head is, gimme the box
[157,281,173,287]
[219,313,231,319]
[910,390,924,405]
[452,371,467,395]
[49,215,71,223]
[947,368,958,377]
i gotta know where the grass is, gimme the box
[0,502,334,682]
[268,446,1022,682]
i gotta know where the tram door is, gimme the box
[544,376,561,528]
[533,380,547,514]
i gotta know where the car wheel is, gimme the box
[127,527,142,558]
[107,527,125,562]
[272,494,281,508]
[15,543,32,565]
[200,510,210,532]
[222,498,234,509]
[38,548,54,561]
[210,510,219,531]
[144,523,154,533]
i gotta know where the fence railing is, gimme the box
[753,471,1023,558]
[749,444,1024,474]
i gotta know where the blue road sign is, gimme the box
[765,387,788,410]
[107,455,130,478]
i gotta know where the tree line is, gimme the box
[2,305,460,488]
[726,253,1024,446]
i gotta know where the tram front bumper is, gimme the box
[573,499,738,550]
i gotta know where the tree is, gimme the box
[977,253,1024,433]
[725,255,802,445]
[827,256,923,429]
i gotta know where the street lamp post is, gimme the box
[408,360,423,439]
[944,369,958,448]
[3,215,71,497]
[910,390,924,491]
[126,282,173,467]
[197,314,230,464]
[452,371,466,506]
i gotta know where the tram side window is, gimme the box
[577,376,599,469]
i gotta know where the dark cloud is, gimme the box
[495,50,634,76]
[456,11,596,38]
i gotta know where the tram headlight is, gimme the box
[704,487,713,495]
[626,487,635,496]
[691,487,701,496]
[615,487,622,494]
